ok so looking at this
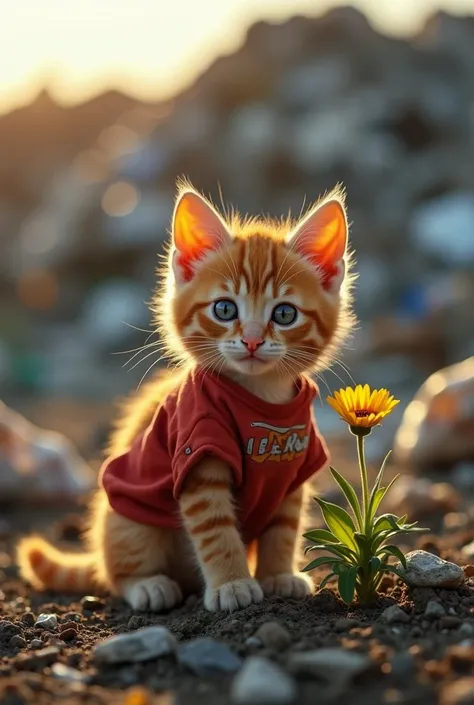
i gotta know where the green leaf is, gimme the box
[303,529,340,544]
[367,450,392,516]
[329,466,363,529]
[377,544,407,568]
[305,543,357,562]
[338,565,357,604]
[373,514,400,534]
[302,556,343,573]
[318,572,337,590]
[380,564,407,580]
[369,475,400,520]
[314,497,357,550]
[368,556,382,576]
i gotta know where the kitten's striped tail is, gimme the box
[17,537,98,592]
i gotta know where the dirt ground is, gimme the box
[2,500,474,705]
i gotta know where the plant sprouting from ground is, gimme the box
[303,384,426,604]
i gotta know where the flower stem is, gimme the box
[357,433,370,533]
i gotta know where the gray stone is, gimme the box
[231,657,296,705]
[381,605,410,624]
[51,663,88,683]
[35,613,58,631]
[254,622,292,651]
[389,652,416,678]
[396,550,464,588]
[30,639,44,649]
[424,600,446,619]
[288,648,369,683]
[178,637,242,676]
[245,636,263,649]
[93,626,177,664]
[459,623,474,637]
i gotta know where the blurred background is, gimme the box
[1,0,474,500]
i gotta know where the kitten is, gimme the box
[17,182,354,613]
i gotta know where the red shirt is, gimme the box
[101,370,329,544]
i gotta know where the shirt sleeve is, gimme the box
[171,415,243,499]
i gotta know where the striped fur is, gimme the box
[17,182,355,612]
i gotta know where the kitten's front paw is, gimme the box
[261,573,312,599]
[204,578,264,612]
[121,575,183,611]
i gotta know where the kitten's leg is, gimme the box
[179,456,263,612]
[92,494,193,611]
[255,485,313,599]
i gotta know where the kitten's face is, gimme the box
[160,187,351,379]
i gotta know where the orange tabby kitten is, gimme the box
[18,182,354,613]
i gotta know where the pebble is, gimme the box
[94,626,177,664]
[9,635,27,649]
[440,616,463,629]
[245,637,263,649]
[51,662,88,683]
[424,600,446,619]
[254,622,292,651]
[20,612,35,627]
[81,595,104,612]
[464,566,474,578]
[381,605,410,624]
[463,541,474,560]
[16,646,60,670]
[396,550,465,588]
[0,620,21,637]
[440,677,474,705]
[30,639,44,649]
[178,638,242,676]
[60,628,77,642]
[35,613,58,631]
[288,648,369,683]
[231,657,296,704]
[459,623,474,637]
[389,652,416,678]
[334,618,360,632]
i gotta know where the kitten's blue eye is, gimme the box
[272,303,297,326]
[213,299,238,321]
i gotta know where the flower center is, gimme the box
[355,409,372,418]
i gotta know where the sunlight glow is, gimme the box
[1,0,474,114]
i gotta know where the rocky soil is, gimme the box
[2,494,474,705]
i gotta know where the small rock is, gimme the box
[462,541,474,560]
[51,662,88,683]
[389,652,416,678]
[127,616,146,631]
[440,616,463,629]
[288,648,369,683]
[35,614,58,631]
[245,637,262,649]
[424,600,446,619]
[381,605,410,624]
[30,639,44,649]
[254,622,292,651]
[440,677,474,705]
[178,638,242,676]
[231,657,296,704]
[94,626,177,664]
[334,618,360,632]
[396,550,464,588]
[60,628,77,642]
[464,566,474,578]
[20,613,35,627]
[81,596,104,612]
[9,635,27,649]
[459,623,474,637]
[17,646,60,670]
[0,620,21,637]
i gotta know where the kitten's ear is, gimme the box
[287,196,348,291]
[171,190,231,283]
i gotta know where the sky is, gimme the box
[1,0,474,115]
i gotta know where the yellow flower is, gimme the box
[327,384,400,433]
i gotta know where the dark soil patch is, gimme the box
[2,506,474,705]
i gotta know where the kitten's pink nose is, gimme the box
[241,322,264,354]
